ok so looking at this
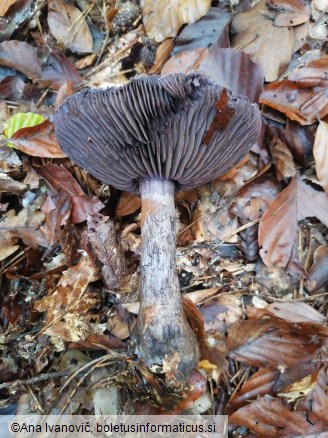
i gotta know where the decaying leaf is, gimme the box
[313,121,328,193]
[40,49,82,91]
[267,0,310,27]
[304,245,328,293]
[269,137,296,181]
[231,0,304,82]
[116,192,141,217]
[228,368,280,411]
[171,8,231,54]
[0,40,42,79]
[0,0,18,17]
[258,174,328,267]
[8,120,66,158]
[37,164,104,224]
[34,252,99,340]
[227,303,328,369]
[48,0,93,54]
[141,0,211,42]
[230,396,327,436]
[260,58,328,124]
[87,214,128,289]
[0,206,47,249]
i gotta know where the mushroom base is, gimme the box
[134,177,199,375]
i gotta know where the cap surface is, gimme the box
[54,73,262,192]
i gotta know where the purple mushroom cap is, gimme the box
[54,73,262,191]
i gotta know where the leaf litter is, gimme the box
[0,0,327,434]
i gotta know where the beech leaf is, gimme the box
[141,0,211,42]
[0,40,42,79]
[7,120,66,158]
[313,121,328,193]
[48,0,93,54]
[0,0,18,17]
[258,174,328,267]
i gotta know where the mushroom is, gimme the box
[54,73,261,375]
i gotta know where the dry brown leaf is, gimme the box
[305,245,328,293]
[37,164,104,224]
[269,137,296,181]
[231,0,297,82]
[0,173,27,194]
[141,0,211,42]
[230,396,327,436]
[227,318,325,369]
[258,174,328,267]
[0,40,42,79]
[40,49,82,91]
[0,0,18,17]
[0,244,19,262]
[48,0,93,54]
[260,58,328,125]
[228,368,280,411]
[0,207,47,249]
[307,366,328,424]
[313,121,328,193]
[267,0,310,27]
[8,120,66,158]
[34,252,99,339]
[87,214,128,289]
[116,192,141,217]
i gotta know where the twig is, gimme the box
[0,371,69,390]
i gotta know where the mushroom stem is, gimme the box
[134,177,199,374]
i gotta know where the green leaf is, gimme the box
[4,113,45,146]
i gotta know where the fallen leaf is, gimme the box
[0,0,18,17]
[313,121,328,193]
[265,119,314,164]
[269,137,296,181]
[304,245,328,293]
[264,301,326,323]
[148,39,174,74]
[40,49,82,90]
[34,252,99,339]
[258,174,328,267]
[267,0,310,27]
[116,192,141,217]
[75,53,97,70]
[171,8,231,54]
[197,48,264,103]
[260,58,328,125]
[231,0,300,82]
[4,112,44,139]
[8,120,66,158]
[0,172,27,194]
[87,214,128,289]
[0,0,36,42]
[0,207,47,249]
[227,318,325,369]
[141,0,211,42]
[48,0,93,54]
[0,244,19,262]
[230,396,327,436]
[161,47,207,75]
[0,75,25,100]
[37,164,104,224]
[0,40,42,79]
[305,366,328,424]
[278,372,318,403]
[228,368,280,411]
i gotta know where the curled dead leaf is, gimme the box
[141,0,211,42]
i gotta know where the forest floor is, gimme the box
[0,0,328,436]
